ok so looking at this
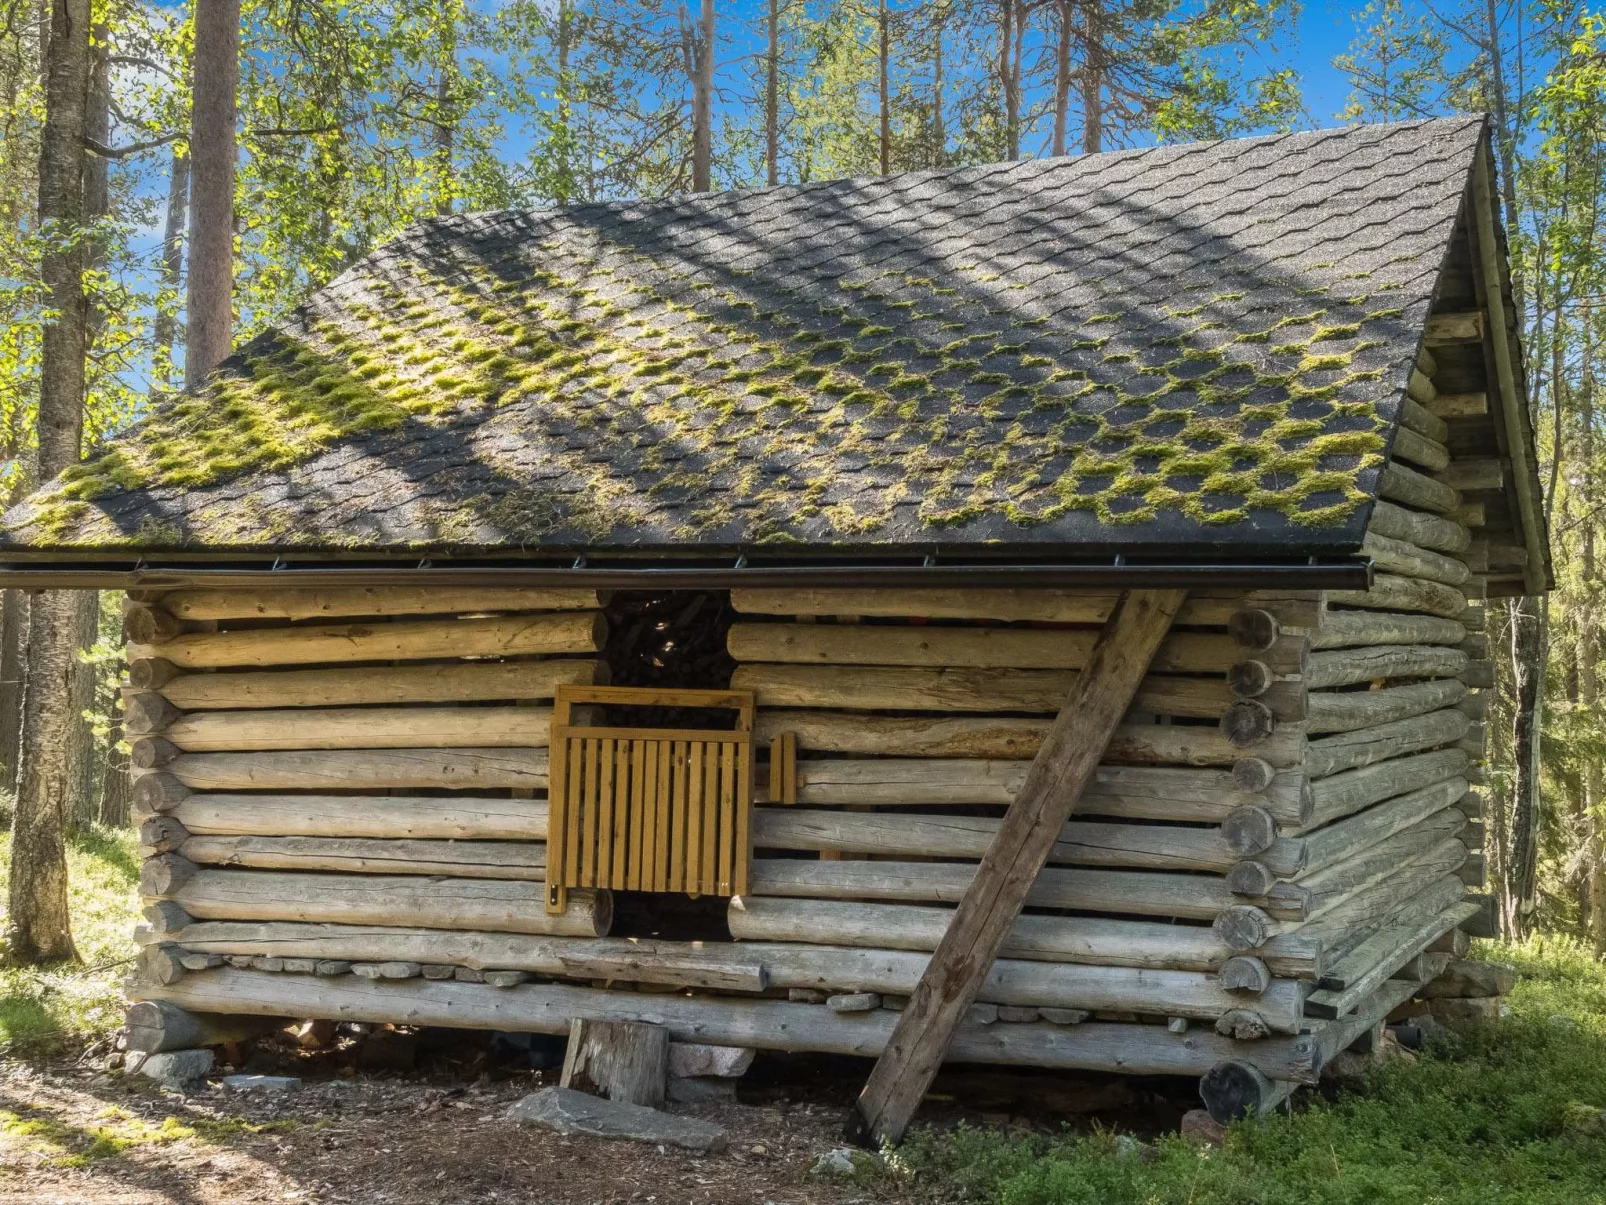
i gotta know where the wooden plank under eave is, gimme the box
[844,589,1188,1148]
[1424,312,1483,344]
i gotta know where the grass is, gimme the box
[0,1104,299,1169]
[891,937,1606,1205]
[0,825,141,1057]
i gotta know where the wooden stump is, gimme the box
[124,1000,283,1054]
[560,1018,669,1108]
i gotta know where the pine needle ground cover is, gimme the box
[0,826,140,1056]
[892,939,1606,1205]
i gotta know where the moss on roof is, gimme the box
[2,117,1490,556]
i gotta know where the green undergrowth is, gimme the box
[0,824,140,1056]
[892,937,1606,1205]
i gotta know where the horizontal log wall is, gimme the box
[1269,343,1490,1014]
[721,587,1329,1039]
[129,482,1487,1056]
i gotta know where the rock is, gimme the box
[137,1048,213,1090]
[667,1076,737,1104]
[249,956,285,972]
[1423,996,1501,1025]
[1562,1102,1606,1136]
[810,1147,881,1178]
[352,962,417,980]
[313,960,352,976]
[223,1075,300,1093]
[485,970,532,988]
[880,995,909,1012]
[454,966,486,983]
[282,958,318,974]
[996,1006,1039,1023]
[968,1003,1000,1025]
[422,964,456,980]
[1180,1109,1227,1147]
[827,993,880,1014]
[787,988,827,1004]
[1039,1008,1089,1026]
[668,1043,754,1079]
[1113,1134,1154,1160]
[1415,959,1516,999]
[179,953,224,970]
[507,1087,727,1153]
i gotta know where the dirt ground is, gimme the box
[0,1028,1198,1205]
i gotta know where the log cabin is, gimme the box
[0,115,1549,1128]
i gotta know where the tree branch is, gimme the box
[83,131,181,159]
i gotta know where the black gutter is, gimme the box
[0,557,1373,591]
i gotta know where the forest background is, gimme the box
[0,0,1600,972]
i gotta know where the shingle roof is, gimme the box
[3,117,1490,558]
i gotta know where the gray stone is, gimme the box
[827,993,880,1014]
[1039,1008,1089,1025]
[485,970,532,988]
[454,966,486,983]
[667,1076,737,1103]
[223,1075,301,1093]
[507,1087,727,1153]
[1417,958,1516,999]
[997,1006,1039,1024]
[314,960,352,976]
[282,958,318,974]
[810,1147,881,1177]
[787,988,827,1004]
[137,1048,213,1089]
[668,1043,754,1079]
[422,964,456,980]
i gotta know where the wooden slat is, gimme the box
[702,746,720,897]
[628,740,647,891]
[738,742,754,895]
[687,743,705,895]
[611,741,630,886]
[720,741,737,895]
[597,739,616,887]
[669,742,688,894]
[655,741,673,892]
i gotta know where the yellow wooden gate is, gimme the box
[545,685,755,913]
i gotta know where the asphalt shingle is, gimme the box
[1,117,1488,558]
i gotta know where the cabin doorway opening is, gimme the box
[590,590,739,941]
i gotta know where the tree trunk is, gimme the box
[931,12,944,167]
[998,0,1020,160]
[1507,595,1544,936]
[433,14,457,217]
[1081,0,1103,153]
[0,591,26,786]
[6,0,92,967]
[1052,0,1071,156]
[765,0,778,186]
[152,148,188,398]
[98,705,130,828]
[66,26,107,834]
[7,592,82,963]
[185,0,238,385]
[684,0,713,191]
[877,0,889,175]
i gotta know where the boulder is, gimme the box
[1422,996,1503,1025]
[136,1048,213,1090]
[1416,959,1516,999]
[507,1087,727,1153]
[810,1147,881,1177]
[667,1043,754,1079]
[1179,1109,1226,1147]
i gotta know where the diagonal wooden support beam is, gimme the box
[843,589,1188,1146]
